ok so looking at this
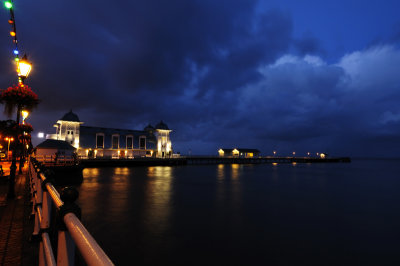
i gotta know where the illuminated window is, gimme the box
[96,133,104,148]
[126,136,133,149]
[139,136,146,150]
[112,135,119,149]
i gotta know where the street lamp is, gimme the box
[8,55,33,198]
[21,110,29,123]
[17,54,32,83]
[4,137,14,160]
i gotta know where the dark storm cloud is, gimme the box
[2,1,290,114]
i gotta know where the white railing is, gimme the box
[34,155,76,166]
[29,157,114,266]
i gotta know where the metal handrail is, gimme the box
[29,157,114,266]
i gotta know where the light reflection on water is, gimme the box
[81,168,100,187]
[114,167,131,176]
[145,166,173,234]
[108,167,131,217]
[79,168,102,218]
[217,164,224,181]
[215,164,243,227]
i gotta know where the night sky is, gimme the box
[1,0,400,157]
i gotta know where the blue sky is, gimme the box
[1,0,400,157]
[264,0,400,61]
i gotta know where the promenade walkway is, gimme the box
[0,162,37,266]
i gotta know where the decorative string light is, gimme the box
[4,1,12,9]
[3,0,23,83]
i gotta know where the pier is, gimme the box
[79,156,351,167]
[185,156,351,165]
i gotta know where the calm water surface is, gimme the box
[76,159,400,265]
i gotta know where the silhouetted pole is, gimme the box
[8,104,21,198]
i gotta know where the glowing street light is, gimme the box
[17,54,32,83]
[273,150,276,156]
[4,137,14,160]
[21,110,29,123]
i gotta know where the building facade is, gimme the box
[47,111,173,158]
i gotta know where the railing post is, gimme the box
[57,231,75,266]
[32,207,40,240]
[42,190,52,228]
[57,187,80,266]
[29,162,36,218]
[31,162,43,241]
[41,172,54,230]
[39,241,45,266]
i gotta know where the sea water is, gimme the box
[76,159,400,265]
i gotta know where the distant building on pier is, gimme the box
[218,148,260,158]
[46,110,173,158]
[35,139,76,158]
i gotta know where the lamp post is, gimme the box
[19,109,29,173]
[7,55,32,198]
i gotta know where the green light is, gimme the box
[5,1,13,9]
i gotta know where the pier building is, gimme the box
[218,148,260,158]
[35,139,76,158]
[46,110,173,158]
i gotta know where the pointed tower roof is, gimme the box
[59,110,80,122]
[144,124,155,131]
[155,121,169,130]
